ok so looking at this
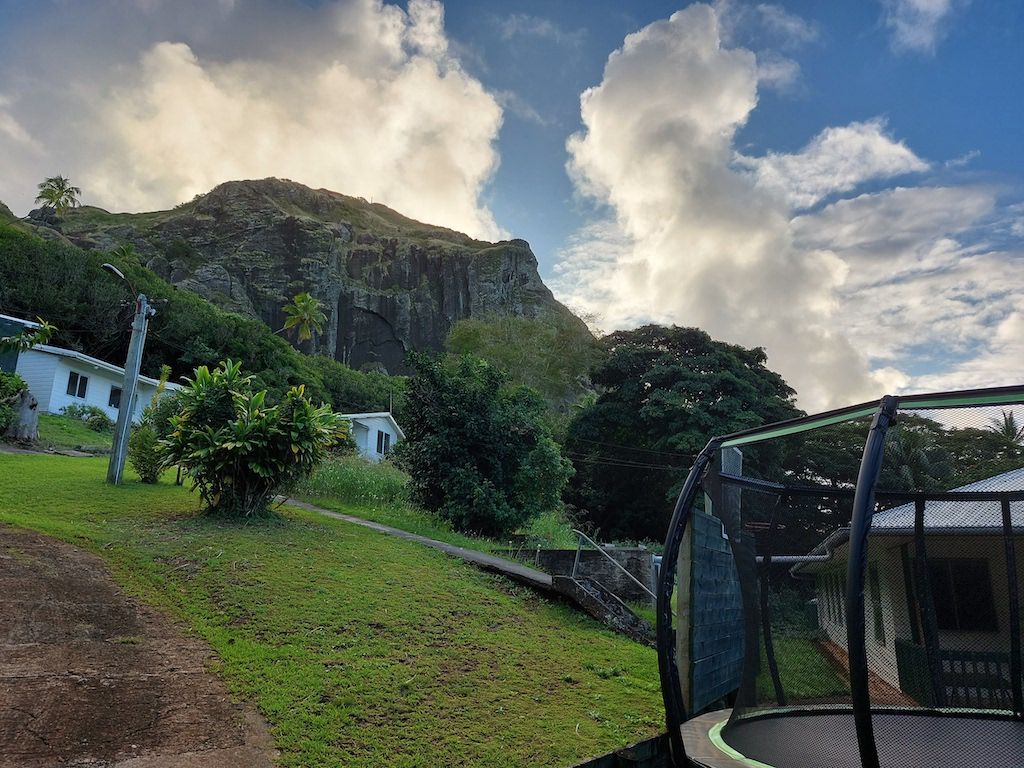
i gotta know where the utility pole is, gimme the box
[107,293,156,484]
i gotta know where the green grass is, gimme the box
[756,635,848,702]
[0,454,663,767]
[36,413,112,453]
[294,455,579,553]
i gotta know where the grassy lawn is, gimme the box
[0,454,663,767]
[36,413,112,453]
[756,635,848,702]
[294,455,579,554]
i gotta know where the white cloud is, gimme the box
[882,0,959,54]
[0,0,506,241]
[556,3,1023,410]
[496,14,585,47]
[558,4,875,410]
[738,119,929,208]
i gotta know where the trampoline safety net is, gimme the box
[658,387,1024,768]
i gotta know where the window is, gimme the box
[376,430,391,455]
[108,386,122,409]
[869,564,886,644]
[927,558,998,632]
[66,371,88,398]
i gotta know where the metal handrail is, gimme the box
[569,528,656,600]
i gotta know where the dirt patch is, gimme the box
[0,527,277,768]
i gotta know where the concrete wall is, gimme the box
[518,547,657,604]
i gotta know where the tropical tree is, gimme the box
[396,353,573,536]
[563,325,801,541]
[990,410,1024,455]
[35,175,81,216]
[282,292,327,345]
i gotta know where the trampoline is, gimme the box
[657,387,1024,768]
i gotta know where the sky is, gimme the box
[1,0,1022,410]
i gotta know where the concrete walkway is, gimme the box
[283,498,554,591]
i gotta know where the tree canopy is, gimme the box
[396,353,572,537]
[563,325,801,542]
[35,175,81,216]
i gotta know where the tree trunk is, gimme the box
[5,390,39,442]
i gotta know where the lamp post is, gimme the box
[102,263,157,485]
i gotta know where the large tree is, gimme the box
[563,325,800,542]
[397,353,573,537]
[35,175,81,217]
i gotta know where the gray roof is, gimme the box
[872,466,1024,531]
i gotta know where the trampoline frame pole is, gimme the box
[657,441,718,768]
[1002,497,1024,719]
[846,395,897,768]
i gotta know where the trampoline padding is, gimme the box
[713,712,1024,768]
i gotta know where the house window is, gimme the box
[66,371,88,398]
[869,564,885,644]
[376,430,391,455]
[927,558,998,632]
[108,386,122,409]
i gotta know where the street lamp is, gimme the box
[102,262,156,485]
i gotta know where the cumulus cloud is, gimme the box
[555,2,1023,410]
[738,119,929,208]
[881,0,959,54]
[558,4,876,409]
[0,0,505,240]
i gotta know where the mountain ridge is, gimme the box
[30,178,585,373]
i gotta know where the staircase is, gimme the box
[552,575,656,647]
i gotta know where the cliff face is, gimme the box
[56,178,584,373]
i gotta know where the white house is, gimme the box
[339,412,404,462]
[15,344,180,424]
[795,467,1024,704]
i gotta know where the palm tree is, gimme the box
[35,175,81,217]
[281,292,327,344]
[991,410,1024,442]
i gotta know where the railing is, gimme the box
[896,638,1018,709]
[570,528,656,601]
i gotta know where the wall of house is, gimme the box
[351,416,401,463]
[815,532,1024,690]
[17,349,160,423]
[14,349,59,413]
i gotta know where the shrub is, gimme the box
[161,360,346,517]
[396,353,573,537]
[60,403,115,432]
[0,371,27,433]
[128,424,162,483]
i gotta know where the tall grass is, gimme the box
[293,454,578,552]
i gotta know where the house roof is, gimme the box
[29,344,182,390]
[337,411,405,440]
[792,466,1024,575]
[872,466,1024,532]
[0,313,41,329]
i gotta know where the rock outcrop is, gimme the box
[56,178,586,373]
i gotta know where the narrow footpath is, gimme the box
[0,526,276,768]
[283,497,554,590]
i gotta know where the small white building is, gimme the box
[338,412,404,462]
[15,344,179,423]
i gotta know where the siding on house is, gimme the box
[339,412,404,463]
[16,346,177,424]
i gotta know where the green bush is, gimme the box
[161,360,346,517]
[60,403,114,432]
[127,423,162,483]
[0,371,27,433]
[396,353,573,537]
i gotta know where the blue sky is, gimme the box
[1,0,1022,408]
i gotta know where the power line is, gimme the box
[563,450,684,472]
[567,435,694,459]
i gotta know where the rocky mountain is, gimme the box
[42,178,585,373]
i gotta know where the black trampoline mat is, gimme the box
[721,712,1024,768]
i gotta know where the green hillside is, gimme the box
[0,454,663,767]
